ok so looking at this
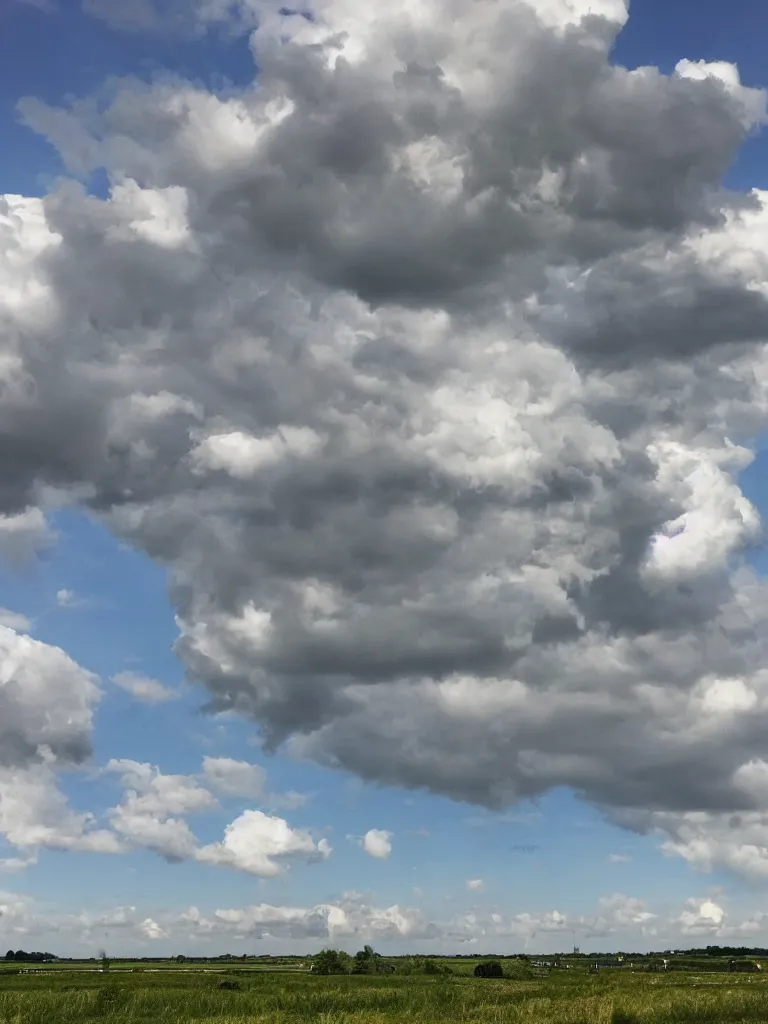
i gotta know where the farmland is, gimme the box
[3,959,768,1023]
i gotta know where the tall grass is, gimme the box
[2,967,768,1022]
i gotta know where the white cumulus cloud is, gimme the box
[197,810,332,876]
[361,829,393,860]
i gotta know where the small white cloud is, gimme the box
[137,917,168,940]
[197,809,331,876]
[56,588,81,608]
[0,608,32,633]
[0,856,36,873]
[466,878,485,892]
[608,853,632,864]
[113,672,178,704]
[361,829,393,860]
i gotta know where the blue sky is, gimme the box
[1,0,768,956]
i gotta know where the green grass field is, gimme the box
[3,964,768,1023]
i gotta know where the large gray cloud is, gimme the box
[0,627,99,768]
[4,0,768,874]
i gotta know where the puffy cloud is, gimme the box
[106,759,217,861]
[0,626,99,769]
[0,764,122,854]
[671,896,768,939]
[624,799,768,882]
[4,0,768,875]
[676,897,725,935]
[190,427,323,480]
[137,917,168,940]
[466,878,485,892]
[361,829,393,860]
[0,752,330,875]
[197,809,332,876]
[0,508,53,567]
[112,671,178,704]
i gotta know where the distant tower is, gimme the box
[572,930,579,956]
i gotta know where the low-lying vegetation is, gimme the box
[4,960,768,1022]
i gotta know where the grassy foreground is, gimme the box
[3,969,768,1023]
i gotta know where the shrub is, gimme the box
[503,961,535,981]
[474,961,504,978]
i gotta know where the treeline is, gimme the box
[679,946,768,958]
[311,946,536,979]
[313,945,453,976]
[4,950,56,963]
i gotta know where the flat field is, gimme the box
[2,966,768,1023]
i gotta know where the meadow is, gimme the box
[2,964,768,1024]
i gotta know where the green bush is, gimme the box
[474,961,504,978]
[311,949,351,975]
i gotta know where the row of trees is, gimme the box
[312,946,454,976]
[686,946,768,958]
[4,950,56,962]
[311,946,535,980]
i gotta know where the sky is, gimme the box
[2,0,768,958]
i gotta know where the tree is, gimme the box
[352,945,380,974]
[474,961,504,978]
[312,949,350,975]
[4,951,13,961]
